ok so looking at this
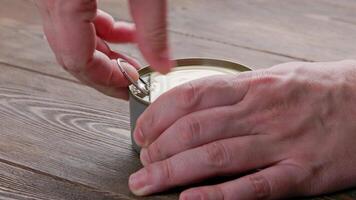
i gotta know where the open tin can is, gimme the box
[127,58,251,153]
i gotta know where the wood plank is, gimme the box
[100,0,356,62]
[2,0,356,74]
[0,159,122,200]
[101,0,356,63]
[1,1,356,199]
[0,63,177,199]
[0,0,295,83]
[1,60,356,200]
[0,16,293,73]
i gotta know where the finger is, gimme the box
[108,51,141,69]
[140,105,253,165]
[134,75,250,147]
[94,9,135,43]
[72,55,137,99]
[179,162,307,200]
[52,1,139,91]
[129,0,174,73]
[77,51,139,87]
[129,136,280,196]
[35,0,64,65]
[52,0,98,72]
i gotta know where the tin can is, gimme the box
[129,58,251,153]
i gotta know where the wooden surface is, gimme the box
[0,0,356,199]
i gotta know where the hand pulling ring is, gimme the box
[116,58,149,96]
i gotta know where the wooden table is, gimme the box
[0,0,355,199]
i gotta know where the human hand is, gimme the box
[130,60,356,199]
[35,0,173,99]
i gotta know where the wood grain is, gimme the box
[1,52,356,200]
[0,0,296,84]
[0,159,122,200]
[2,0,356,67]
[0,0,356,199]
[100,0,356,61]
[0,64,180,199]
[0,16,293,75]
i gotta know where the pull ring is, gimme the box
[116,58,149,96]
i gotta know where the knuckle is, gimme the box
[147,142,163,162]
[246,72,283,100]
[143,146,153,163]
[247,174,271,200]
[230,78,250,103]
[179,116,201,147]
[159,160,175,186]
[209,186,225,200]
[61,57,83,74]
[284,162,322,195]
[251,73,279,86]
[244,70,278,87]
[193,186,225,200]
[59,0,97,20]
[209,76,233,90]
[177,82,200,110]
[203,142,231,169]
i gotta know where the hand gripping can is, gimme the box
[118,58,251,153]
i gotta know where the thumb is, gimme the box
[129,0,175,74]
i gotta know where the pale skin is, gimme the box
[36,1,356,200]
[35,0,173,99]
[132,60,356,199]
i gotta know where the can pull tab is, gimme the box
[116,59,150,96]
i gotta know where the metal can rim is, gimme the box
[129,58,252,105]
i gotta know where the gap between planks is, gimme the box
[0,61,79,85]
[19,0,314,62]
[0,157,127,200]
[169,30,314,62]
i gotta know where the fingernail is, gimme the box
[140,148,151,166]
[129,169,149,196]
[122,62,139,81]
[180,191,202,200]
[134,127,145,146]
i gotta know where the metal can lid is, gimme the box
[129,58,251,104]
[149,66,238,102]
